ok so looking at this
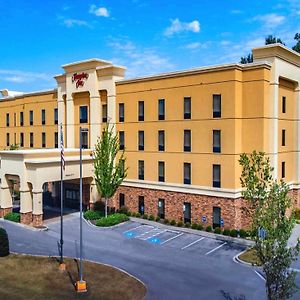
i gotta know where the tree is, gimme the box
[292,33,300,53]
[239,151,300,300]
[93,125,127,217]
[240,53,253,64]
[265,35,285,45]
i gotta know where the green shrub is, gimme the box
[4,212,20,223]
[84,210,103,220]
[135,212,141,218]
[293,207,300,220]
[0,228,9,257]
[96,213,129,227]
[177,221,183,227]
[118,205,129,215]
[142,214,148,220]
[155,216,161,222]
[164,219,169,224]
[191,223,198,229]
[197,224,204,231]
[185,222,191,228]
[126,211,132,217]
[239,229,249,238]
[214,227,222,234]
[230,229,238,237]
[149,215,155,221]
[223,229,231,236]
[170,220,176,226]
[206,225,212,232]
[93,201,105,213]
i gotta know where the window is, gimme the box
[30,110,33,126]
[120,159,125,177]
[30,133,34,147]
[183,202,191,223]
[184,130,191,152]
[213,207,221,229]
[158,99,165,120]
[20,133,24,147]
[14,113,16,127]
[184,163,191,184]
[282,129,286,146]
[138,196,145,215]
[138,160,144,180]
[41,109,46,125]
[158,130,165,151]
[80,106,88,123]
[6,113,9,127]
[138,101,144,121]
[282,96,286,113]
[282,161,285,178]
[213,94,221,118]
[119,103,124,122]
[119,193,125,208]
[102,104,107,123]
[42,132,46,148]
[158,161,165,182]
[119,131,125,150]
[20,112,24,126]
[55,132,58,148]
[213,164,221,188]
[81,131,88,149]
[138,131,144,150]
[213,130,221,153]
[6,133,9,147]
[54,108,58,125]
[158,199,165,219]
[184,97,191,119]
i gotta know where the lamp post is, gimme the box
[76,127,88,293]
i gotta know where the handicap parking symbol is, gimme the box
[124,231,136,238]
[148,237,161,244]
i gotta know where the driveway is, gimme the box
[1,214,299,300]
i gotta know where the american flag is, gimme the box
[60,123,65,170]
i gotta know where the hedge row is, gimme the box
[4,212,20,223]
[96,213,129,227]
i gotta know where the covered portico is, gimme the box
[0,149,99,226]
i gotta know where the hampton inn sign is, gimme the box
[72,72,89,88]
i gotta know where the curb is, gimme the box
[129,217,255,247]
[233,249,255,267]
[0,218,43,231]
[83,217,129,229]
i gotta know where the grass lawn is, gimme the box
[238,248,262,266]
[0,254,146,300]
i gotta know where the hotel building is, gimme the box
[0,44,299,229]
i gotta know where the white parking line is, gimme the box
[254,270,266,281]
[123,224,152,234]
[141,229,166,240]
[135,227,159,238]
[181,237,205,250]
[205,242,227,255]
[160,232,184,245]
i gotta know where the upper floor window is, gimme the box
[158,99,165,120]
[158,161,165,182]
[282,96,286,113]
[184,162,191,184]
[6,133,9,147]
[138,101,144,121]
[20,133,24,147]
[184,130,191,152]
[282,129,286,146]
[80,106,88,123]
[119,131,125,150]
[30,133,34,148]
[41,109,46,125]
[6,113,9,127]
[81,131,88,149]
[102,104,107,123]
[282,161,285,178]
[55,132,58,148]
[213,130,221,153]
[14,113,16,127]
[138,160,144,180]
[20,112,24,126]
[54,108,58,125]
[213,164,221,188]
[138,130,144,151]
[119,103,124,122]
[42,132,46,148]
[30,110,33,126]
[184,97,191,119]
[213,94,221,118]
[158,130,165,151]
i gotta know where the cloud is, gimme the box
[0,70,52,84]
[89,5,109,17]
[185,42,210,50]
[63,18,89,28]
[252,13,285,29]
[164,19,200,36]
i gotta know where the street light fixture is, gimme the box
[76,127,88,293]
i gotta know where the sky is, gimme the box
[0,0,300,92]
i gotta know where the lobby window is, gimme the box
[82,131,88,149]
[213,164,221,188]
[119,131,125,150]
[213,130,221,153]
[6,113,9,127]
[282,162,286,178]
[282,129,286,146]
[42,132,46,148]
[119,103,124,122]
[158,161,165,182]
[282,96,286,113]
[119,193,125,208]
[158,99,165,120]
[30,110,33,126]
[158,130,165,151]
[102,104,107,123]
[184,130,191,152]
[184,163,191,184]
[6,133,9,147]
[20,112,24,126]
[54,108,58,125]
[138,101,144,121]
[41,109,46,125]
[80,106,88,123]
[213,94,221,118]
[138,160,144,180]
[138,131,144,150]
[55,132,58,148]
[20,133,24,147]
[184,97,191,119]
[30,133,34,148]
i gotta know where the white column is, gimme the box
[66,94,75,148]
[296,87,300,184]
[32,189,43,215]
[0,177,12,212]
[90,94,101,148]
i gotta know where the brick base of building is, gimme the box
[0,207,12,218]
[112,186,252,229]
[21,212,32,225]
[32,214,43,227]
